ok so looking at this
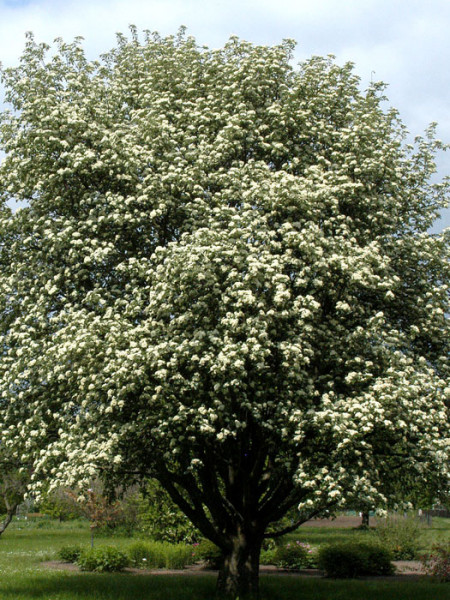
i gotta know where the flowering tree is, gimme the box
[0,29,449,598]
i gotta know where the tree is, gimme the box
[0,29,449,598]
[66,485,122,548]
[353,460,448,527]
[39,486,82,522]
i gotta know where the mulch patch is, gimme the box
[41,560,427,581]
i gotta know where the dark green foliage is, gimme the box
[57,544,83,563]
[259,548,277,565]
[318,542,394,578]
[135,481,200,544]
[77,546,129,572]
[195,539,223,569]
[275,541,314,570]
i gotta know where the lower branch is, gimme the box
[264,502,338,538]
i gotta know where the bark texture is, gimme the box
[0,503,17,537]
[216,530,262,599]
[361,511,370,528]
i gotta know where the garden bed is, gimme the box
[41,559,426,579]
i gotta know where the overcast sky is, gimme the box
[0,0,449,231]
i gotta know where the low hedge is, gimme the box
[318,541,394,578]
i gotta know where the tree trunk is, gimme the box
[0,506,17,537]
[216,530,262,599]
[361,511,370,528]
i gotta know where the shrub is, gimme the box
[275,541,316,570]
[373,513,422,559]
[261,537,277,551]
[195,539,223,569]
[77,545,128,572]
[318,542,394,578]
[421,543,450,582]
[136,481,201,544]
[260,547,277,565]
[57,544,83,563]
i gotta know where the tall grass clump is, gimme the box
[127,540,194,569]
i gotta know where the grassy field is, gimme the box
[284,515,450,551]
[0,516,448,599]
[0,572,449,600]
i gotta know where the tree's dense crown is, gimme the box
[0,30,448,572]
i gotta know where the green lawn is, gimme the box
[0,517,448,599]
[417,516,450,549]
[284,517,450,552]
[0,573,449,600]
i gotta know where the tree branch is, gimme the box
[263,503,337,538]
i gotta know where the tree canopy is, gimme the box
[0,29,449,598]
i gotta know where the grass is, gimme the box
[0,517,448,599]
[418,517,450,549]
[284,527,374,547]
[0,572,448,600]
[283,517,450,553]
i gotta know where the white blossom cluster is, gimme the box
[0,31,448,532]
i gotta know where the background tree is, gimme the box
[352,460,448,527]
[0,30,448,598]
[39,486,82,522]
[65,483,122,548]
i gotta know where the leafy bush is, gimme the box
[275,541,317,570]
[77,545,128,572]
[318,542,394,578]
[261,537,277,551]
[127,540,194,569]
[373,513,422,559]
[195,539,223,569]
[421,543,450,582]
[260,547,277,565]
[57,544,83,563]
[136,481,200,544]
